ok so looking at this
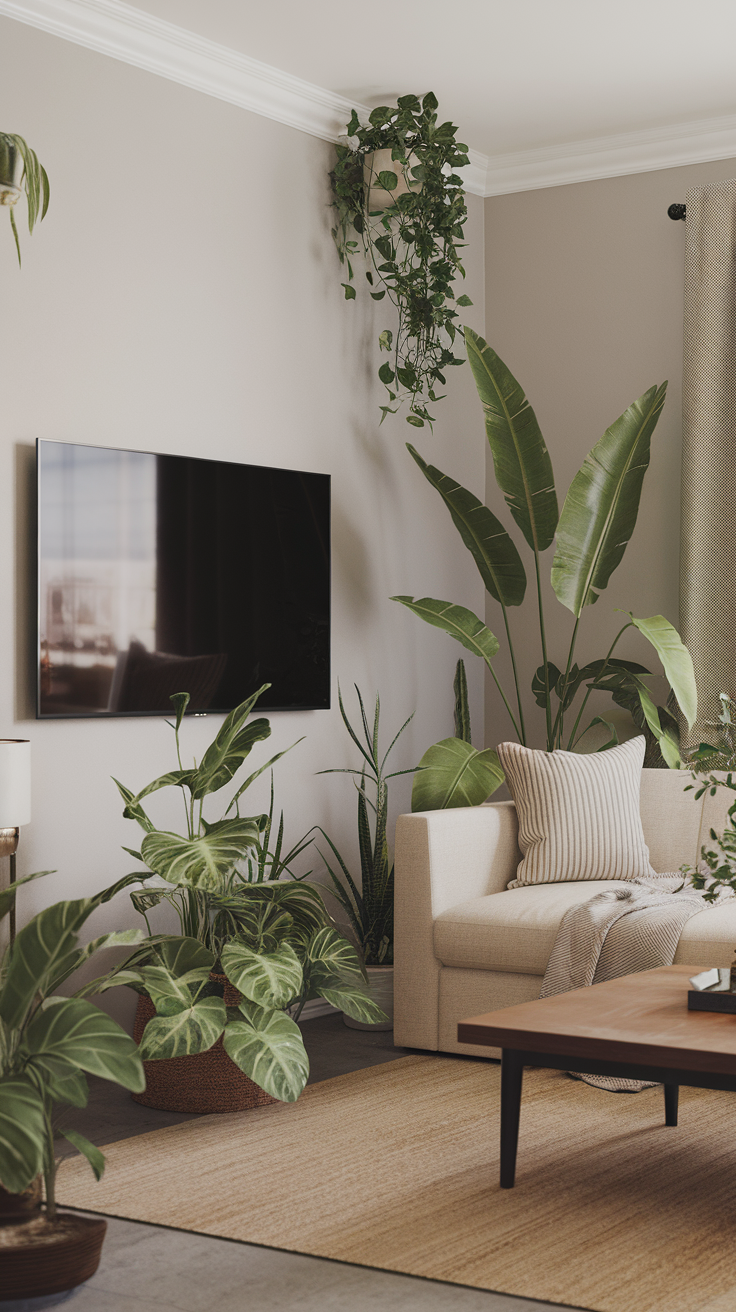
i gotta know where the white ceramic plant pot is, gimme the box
[344,964,394,1031]
[363,149,422,212]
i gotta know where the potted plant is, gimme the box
[393,328,698,809]
[315,686,415,1030]
[0,870,145,1300]
[0,133,49,265]
[331,93,471,429]
[117,686,385,1110]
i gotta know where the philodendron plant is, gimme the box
[117,688,385,1101]
[0,871,144,1216]
[394,329,698,809]
[0,133,49,265]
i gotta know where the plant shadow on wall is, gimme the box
[114,687,385,1110]
[0,133,49,265]
[331,93,471,430]
[392,329,698,810]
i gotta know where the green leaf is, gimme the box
[47,928,144,995]
[317,980,388,1024]
[221,940,303,1010]
[140,817,262,891]
[455,294,473,307]
[376,170,398,190]
[391,596,499,669]
[0,1076,46,1192]
[307,927,366,983]
[60,1130,106,1182]
[223,1002,309,1102]
[627,613,697,730]
[136,965,210,1014]
[0,868,55,923]
[551,384,667,615]
[0,875,143,1029]
[133,770,197,804]
[464,328,558,553]
[191,688,271,798]
[407,444,526,607]
[634,685,682,768]
[411,738,504,811]
[342,283,356,300]
[378,362,395,385]
[113,778,155,833]
[138,995,227,1059]
[23,998,145,1091]
[169,691,190,730]
[453,658,472,744]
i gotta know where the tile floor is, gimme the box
[9,1015,587,1312]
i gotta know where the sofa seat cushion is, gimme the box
[675,899,736,965]
[434,881,634,976]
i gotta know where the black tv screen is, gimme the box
[37,440,331,717]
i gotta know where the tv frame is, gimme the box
[36,438,331,720]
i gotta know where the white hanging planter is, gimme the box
[343,964,394,1031]
[363,148,422,212]
[0,142,22,208]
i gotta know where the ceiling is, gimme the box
[123,0,736,159]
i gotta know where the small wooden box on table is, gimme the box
[458,965,736,1188]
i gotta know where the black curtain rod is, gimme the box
[668,203,686,220]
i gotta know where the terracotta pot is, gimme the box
[343,964,394,1031]
[0,1177,42,1226]
[132,981,277,1114]
[0,1213,106,1300]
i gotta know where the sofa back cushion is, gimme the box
[497,736,655,887]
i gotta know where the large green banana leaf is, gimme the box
[628,613,697,731]
[0,1076,46,1192]
[464,328,558,553]
[191,685,272,798]
[634,682,683,768]
[392,597,499,669]
[138,996,227,1060]
[551,383,667,615]
[223,1002,309,1102]
[23,997,145,1091]
[221,941,303,1010]
[0,874,142,1029]
[140,817,263,891]
[406,445,526,606]
[411,738,504,811]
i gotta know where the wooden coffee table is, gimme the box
[458,964,736,1188]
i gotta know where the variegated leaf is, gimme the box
[137,995,227,1059]
[221,941,303,1010]
[223,1002,309,1102]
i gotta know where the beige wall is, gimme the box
[0,18,486,1016]
[482,156,736,752]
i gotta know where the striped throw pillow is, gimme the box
[497,736,655,888]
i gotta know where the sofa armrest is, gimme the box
[393,801,520,1050]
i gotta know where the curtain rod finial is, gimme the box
[668,203,686,221]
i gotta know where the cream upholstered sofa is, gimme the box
[394,768,736,1058]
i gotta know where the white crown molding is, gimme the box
[483,114,736,197]
[0,0,489,195]
[5,1,736,198]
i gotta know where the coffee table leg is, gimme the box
[664,1083,679,1126]
[500,1049,524,1189]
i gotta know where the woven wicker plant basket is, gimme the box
[132,975,277,1114]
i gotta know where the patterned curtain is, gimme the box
[680,178,736,746]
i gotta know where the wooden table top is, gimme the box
[457,965,736,1074]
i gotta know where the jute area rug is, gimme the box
[57,1054,736,1312]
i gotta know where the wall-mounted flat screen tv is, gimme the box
[37,440,331,717]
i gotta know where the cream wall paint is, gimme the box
[0,18,485,1021]
[482,156,736,753]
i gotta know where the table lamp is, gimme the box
[0,739,31,944]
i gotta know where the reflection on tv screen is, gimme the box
[37,441,331,717]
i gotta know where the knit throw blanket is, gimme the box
[540,875,716,1092]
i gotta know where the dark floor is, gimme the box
[55,1011,408,1150]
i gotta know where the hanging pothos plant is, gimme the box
[331,93,471,429]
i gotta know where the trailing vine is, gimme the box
[331,93,471,429]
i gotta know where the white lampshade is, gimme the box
[0,740,31,828]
